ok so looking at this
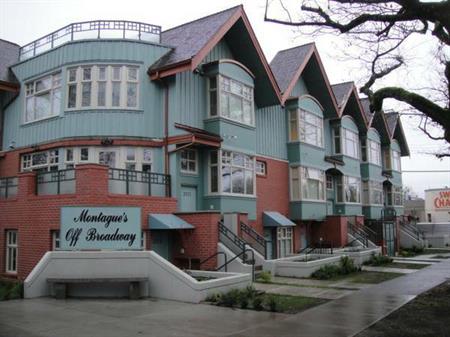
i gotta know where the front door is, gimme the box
[383,222,396,256]
[151,231,171,260]
[264,229,273,260]
[180,186,197,212]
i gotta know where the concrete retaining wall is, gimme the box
[334,247,381,266]
[24,251,251,303]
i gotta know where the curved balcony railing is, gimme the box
[19,20,161,61]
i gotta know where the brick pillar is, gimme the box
[75,164,109,196]
[17,172,36,197]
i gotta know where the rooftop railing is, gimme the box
[19,20,161,61]
[0,177,18,199]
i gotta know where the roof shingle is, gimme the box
[385,112,399,135]
[0,39,19,83]
[360,97,373,124]
[331,82,353,109]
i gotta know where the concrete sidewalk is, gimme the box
[1,260,449,337]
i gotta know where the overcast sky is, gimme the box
[1,0,449,197]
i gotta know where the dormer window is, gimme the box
[208,75,254,126]
[289,109,323,147]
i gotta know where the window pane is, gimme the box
[221,166,231,193]
[220,93,229,118]
[245,170,253,195]
[210,90,217,116]
[98,67,106,80]
[80,148,89,161]
[112,66,121,80]
[69,69,77,82]
[143,149,152,162]
[112,82,121,107]
[97,82,106,106]
[127,83,137,107]
[26,97,34,122]
[66,149,73,162]
[68,84,77,108]
[81,83,91,107]
[210,166,218,192]
[35,93,51,119]
[83,68,91,81]
[128,67,138,81]
[126,148,135,161]
[229,95,242,122]
[232,167,244,194]
[52,88,61,114]
[35,76,51,92]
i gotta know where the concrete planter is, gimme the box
[263,254,342,278]
[334,247,382,266]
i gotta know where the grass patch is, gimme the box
[423,249,450,255]
[363,254,393,266]
[0,279,22,301]
[386,262,430,270]
[348,271,403,284]
[356,281,450,337]
[206,286,326,314]
[431,255,450,259]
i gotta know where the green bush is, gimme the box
[256,271,271,283]
[219,289,241,307]
[205,292,222,304]
[243,285,258,300]
[339,256,358,274]
[363,253,393,266]
[0,280,23,301]
[253,296,264,311]
[266,295,277,312]
[311,264,342,280]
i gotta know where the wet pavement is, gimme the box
[361,265,417,274]
[1,259,449,337]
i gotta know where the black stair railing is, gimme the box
[348,222,369,248]
[216,248,255,281]
[218,220,249,261]
[199,251,227,272]
[240,222,267,259]
[400,221,425,241]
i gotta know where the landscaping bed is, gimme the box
[386,262,430,270]
[356,281,450,337]
[206,286,327,314]
[0,279,22,301]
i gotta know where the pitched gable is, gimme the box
[385,112,410,156]
[332,82,367,132]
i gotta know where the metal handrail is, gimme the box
[218,221,247,256]
[240,222,267,259]
[36,169,75,195]
[19,20,161,60]
[216,248,255,281]
[199,251,227,272]
[348,222,369,248]
[400,221,425,241]
[108,168,171,197]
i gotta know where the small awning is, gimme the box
[263,212,296,228]
[149,214,195,230]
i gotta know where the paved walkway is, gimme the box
[361,265,416,274]
[1,260,449,337]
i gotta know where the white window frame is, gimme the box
[24,72,61,124]
[290,166,325,202]
[256,160,267,176]
[343,128,360,159]
[180,149,198,174]
[209,150,256,197]
[208,75,255,126]
[392,150,401,171]
[368,139,382,166]
[289,108,324,147]
[5,230,18,274]
[66,64,140,111]
[342,176,361,204]
[393,186,403,206]
[277,227,293,258]
[362,180,383,206]
[21,149,60,172]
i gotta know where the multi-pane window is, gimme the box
[52,231,60,250]
[343,129,359,159]
[256,161,266,176]
[344,176,361,203]
[289,109,323,147]
[368,140,381,166]
[180,149,197,174]
[333,126,341,154]
[125,148,136,170]
[209,75,254,126]
[66,65,139,110]
[6,230,18,273]
[25,72,61,123]
[142,149,152,173]
[393,186,403,205]
[209,150,255,196]
[326,175,333,190]
[277,227,293,258]
[362,181,383,205]
[290,166,325,201]
[21,150,59,172]
[392,150,401,171]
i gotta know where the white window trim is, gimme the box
[362,180,383,206]
[368,139,382,166]
[289,108,324,148]
[277,227,293,258]
[5,230,18,274]
[208,150,256,197]
[180,149,198,175]
[24,72,61,124]
[342,128,360,159]
[256,160,267,176]
[290,166,326,202]
[207,74,255,127]
[66,64,140,111]
[392,149,401,171]
[336,175,362,204]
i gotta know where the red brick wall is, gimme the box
[173,212,221,270]
[255,157,289,236]
[311,216,348,248]
[0,164,178,280]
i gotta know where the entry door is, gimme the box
[151,231,171,260]
[326,201,334,216]
[180,186,197,212]
[383,222,395,256]
[264,229,273,260]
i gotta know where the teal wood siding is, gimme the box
[204,195,257,219]
[361,163,383,181]
[291,77,309,97]
[363,206,383,219]
[335,204,363,216]
[3,40,170,149]
[290,201,327,221]
[256,105,287,160]
[202,40,233,63]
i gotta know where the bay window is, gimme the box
[344,176,361,203]
[25,72,61,123]
[66,64,139,110]
[343,129,359,159]
[209,150,255,196]
[290,166,325,201]
[6,230,18,273]
[362,181,383,205]
[289,109,323,147]
[21,150,59,172]
[392,150,401,171]
[209,75,254,126]
[368,140,381,165]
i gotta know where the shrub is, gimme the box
[0,280,22,301]
[339,256,358,274]
[256,271,271,283]
[363,253,393,266]
[243,285,258,300]
[219,289,241,307]
[266,295,277,312]
[253,295,264,311]
[205,293,222,304]
[238,295,249,309]
[311,264,341,280]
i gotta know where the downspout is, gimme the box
[163,81,169,176]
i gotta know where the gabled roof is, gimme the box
[331,82,367,132]
[149,5,281,107]
[0,39,20,92]
[359,97,374,126]
[270,43,339,116]
[385,112,410,156]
